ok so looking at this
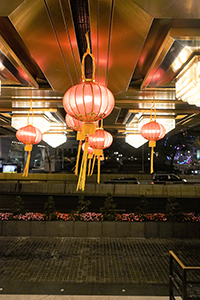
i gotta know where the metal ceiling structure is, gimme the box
[1,0,200,142]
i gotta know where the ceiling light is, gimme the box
[176,55,200,106]
[125,133,147,148]
[12,115,50,133]
[42,132,67,148]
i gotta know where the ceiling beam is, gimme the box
[129,109,200,114]
[0,108,58,112]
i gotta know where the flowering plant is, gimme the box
[0,212,199,222]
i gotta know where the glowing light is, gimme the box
[42,133,67,148]
[12,115,50,133]
[125,133,147,148]
[176,55,200,106]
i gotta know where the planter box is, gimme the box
[0,221,199,238]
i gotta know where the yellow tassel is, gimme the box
[74,140,82,176]
[76,138,89,191]
[90,155,96,176]
[97,156,100,184]
[87,156,92,176]
[22,151,31,177]
[150,146,154,174]
[22,144,33,177]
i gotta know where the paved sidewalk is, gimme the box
[0,237,199,296]
[0,296,182,299]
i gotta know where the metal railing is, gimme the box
[169,250,200,300]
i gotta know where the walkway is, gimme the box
[0,237,199,297]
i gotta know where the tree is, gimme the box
[100,193,117,221]
[11,195,24,215]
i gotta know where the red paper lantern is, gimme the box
[16,124,42,177]
[65,114,83,133]
[88,128,113,183]
[140,121,166,144]
[63,82,114,123]
[16,124,43,145]
[88,128,113,151]
[140,121,166,174]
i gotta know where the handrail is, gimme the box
[169,250,200,270]
[169,251,200,300]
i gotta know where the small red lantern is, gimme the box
[16,124,42,177]
[140,121,166,174]
[88,128,113,183]
[140,121,166,145]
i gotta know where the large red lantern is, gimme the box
[63,81,114,123]
[140,121,166,174]
[16,124,43,177]
[88,128,113,183]
[63,32,115,139]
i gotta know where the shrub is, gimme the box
[134,195,149,214]
[44,196,56,220]
[71,195,91,215]
[100,193,117,221]
[165,196,183,221]
[11,195,24,215]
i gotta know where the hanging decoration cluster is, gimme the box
[16,100,43,177]
[140,100,166,174]
[88,127,113,184]
[63,32,114,191]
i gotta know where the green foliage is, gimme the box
[165,196,183,221]
[44,196,56,220]
[71,194,91,214]
[134,195,149,214]
[100,193,117,221]
[11,195,24,215]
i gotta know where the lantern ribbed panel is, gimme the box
[16,125,43,144]
[65,114,83,132]
[82,142,94,155]
[140,121,166,141]
[88,129,113,149]
[63,81,114,122]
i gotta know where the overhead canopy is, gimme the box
[1,0,200,141]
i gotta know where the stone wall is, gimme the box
[0,180,200,197]
[0,221,199,238]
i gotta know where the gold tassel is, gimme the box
[90,155,96,176]
[74,140,82,176]
[76,138,89,191]
[87,154,92,176]
[22,144,33,177]
[97,156,100,184]
[150,147,154,174]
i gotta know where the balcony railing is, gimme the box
[169,250,200,300]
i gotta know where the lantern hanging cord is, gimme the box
[150,99,156,121]
[82,31,95,82]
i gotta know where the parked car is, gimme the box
[151,173,187,184]
[104,177,140,184]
